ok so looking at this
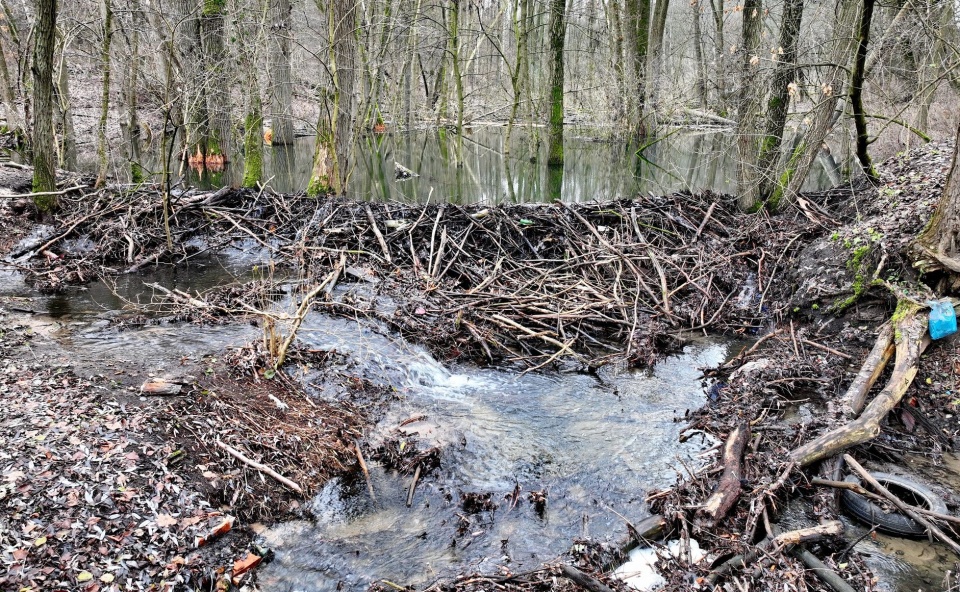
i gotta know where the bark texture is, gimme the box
[32,0,58,204]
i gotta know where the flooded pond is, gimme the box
[22,126,843,202]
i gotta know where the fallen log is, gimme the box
[843,323,894,416]
[789,305,925,467]
[790,547,857,592]
[697,421,750,527]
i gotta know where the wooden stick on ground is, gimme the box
[706,521,844,585]
[365,205,392,264]
[558,565,615,592]
[843,454,960,556]
[697,421,750,527]
[216,440,303,494]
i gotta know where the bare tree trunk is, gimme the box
[504,0,529,152]
[607,0,626,120]
[308,0,356,195]
[779,0,862,204]
[850,0,878,182]
[0,31,21,135]
[645,0,669,109]
[709,0,725,109]
[402,0,423,130]
[623,0,650,135]
[31,0,57,203]
[242,83,263,188]
[691,0,707,109]
[450,0,464,165]
[546,0,566,165]
[176,0,209,161]
[267,0,294,144]
[915,121,960,274]
[54,39,76,170]
[238,2,263,188]
[755,0,804,198]
[202,0,231,160]
[734,0,763,210]
[95,0,112,188]
[124,0,143,183]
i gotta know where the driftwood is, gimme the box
[216,439,304,494]
[706,521,844,585]
[789,306,925,467]
[558,565,615,592]
[843,323,895,416]
[697,421,750,526]
[790,548,857,592]
[354,439,376,502]
[140,378,184,396]
[844,455,960,556]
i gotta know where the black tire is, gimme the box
[841,471,948,537]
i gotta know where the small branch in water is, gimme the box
[355,439,376,502]
[406,464,422,508]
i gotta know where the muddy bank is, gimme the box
[1,141,959,591]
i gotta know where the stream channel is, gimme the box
[1,242,954,591]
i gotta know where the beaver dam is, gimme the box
[3,140,960,592]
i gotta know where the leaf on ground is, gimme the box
[155,513,178,528]
[77,571,93,582]
[232,552,262,577]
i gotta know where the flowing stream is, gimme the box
[0,245,951,591]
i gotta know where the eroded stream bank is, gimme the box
[3,140,960,592]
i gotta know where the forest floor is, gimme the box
[1,141,960,591]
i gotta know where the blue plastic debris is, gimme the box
[928,299,957,340]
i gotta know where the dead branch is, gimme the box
[697,421,750,527]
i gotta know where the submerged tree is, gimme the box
[545,0,566,166]
[267,0,295,145]
[32,0,58,205]
[308,0,357,195]
[623,0,650,135]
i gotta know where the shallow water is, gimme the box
[255,319,730,590]
[21,127,841,203]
